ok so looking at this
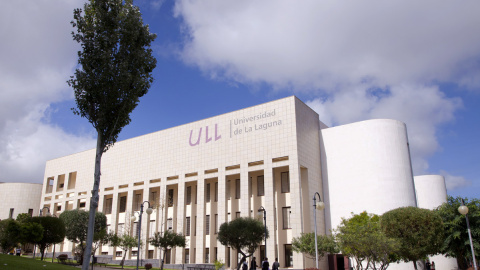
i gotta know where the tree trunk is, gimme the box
[82,133,104,270]
[121,249,127,269]
[413,261,418,270]
[161,248,167,270]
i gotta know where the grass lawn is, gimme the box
[0,254,77,270]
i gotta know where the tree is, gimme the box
[19,222,44,247]
[218,217,268,270]
[436,196,480,270]
[149,230,186,270]
[30,216,66,260]
[108,232,139,269]
[292,233,338,259]
[0,219,21,254]
[68,0,157,268]
[336,212,399,270]
[381,207,444,270]
[59,209,107,265]
[16,213,32,224]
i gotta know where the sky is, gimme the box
[0,0,479,199]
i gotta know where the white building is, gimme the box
[31,96,454,269]
[0,182,42,220]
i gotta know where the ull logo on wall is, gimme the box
[189,124,221,146]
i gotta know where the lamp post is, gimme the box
[313,192,325,269]
[39,206,50,216]
[132,201,153,270]
[257,206,267,259]
[458,199,477,270]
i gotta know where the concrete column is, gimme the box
[264,159,276,261]
[217,169,227,262]
[290,163,304,269]
[175,177,186,263]
[195,172,205,263]
[240,165,250,217]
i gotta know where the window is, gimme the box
[133,222,138,236]
[215,214,218,234]
[186,217,191,236]
[281,172,290,193]
[134,193,141,211]
[194,216,197,236]
[150,191,157,208]
[257,175,265,196]
[285,244,293,267]
[206,183,211,202]
[118,223,124,234]
[119,196,127,213]
[260,246,265,263]
[227,247,231,267]
[205,215,210,235]
[214,182,218,202]
[148,250,154,259]
[79,201,86,208]
[205,248,210,263]
[9,208,14,219]
[116,251,122,257]
[185,249,190,264]
[235,179,240,199]
[168,189,174,207]
[57,205,61,211]
[215,247,218,261]
[186,186,192,205]
[195,185,197,204]
[132,250,138,257]
[28,209,33,217]
[104,198,112,214]
[149,221,155,238]
[236,212,241,219]
[283,207,291,229]
[167,218,173,230]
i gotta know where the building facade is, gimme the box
[36,96,453,269]
[0,182,42,220]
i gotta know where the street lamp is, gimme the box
[39,206,50,216]
[458,199,477,270]
[131,201,153,270]
[313,192,325,269]
[257,206,267,259]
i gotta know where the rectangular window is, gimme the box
[168,189,174,207]
[185,249,190,264]
[206,183,211,202]
[9,208,14,219]
[134,193,141,211]
[133,222,138,236]
[119,196,127,213]
[227,247,231,267]
[132,250,138,257]
[186,186,192,205]
[150,191,157,208]
[235,179,240,199]
[257,175,265,196]
[205,248,210,263]
[283,207,291,229]
[215,247,218,261]
[205,215,210,235]
[57,205,61,211]
[104,198,112,214]
[148,250,154,259]
[117,223,124,234]
[28,209,33,217]
[214,182,218,202]
[166,249,171,264]
[285,244,293,267]
[215,214,218,234]
[281,172,290,193]
[236,212,241,219]
[116,251,122,257]
[194,216,197,236]
[186,217,191,236]
[149,220,155,238]
[195,185,197,204]
[167,218,173,230]
[79,201,86,208]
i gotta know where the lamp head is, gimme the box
[458,205,469,215]
[131,215,137,221]
[315,201,325,210]
[146,208,153,215]
[257,210,263,217]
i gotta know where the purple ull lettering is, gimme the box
[215,124,221,141]
[189,127,202,146]
[205,125,212,143]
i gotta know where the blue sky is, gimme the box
[0,0,479,199]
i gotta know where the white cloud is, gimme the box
[174,1,480,176]
[440,170,471,190]
[0,0,96,183]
